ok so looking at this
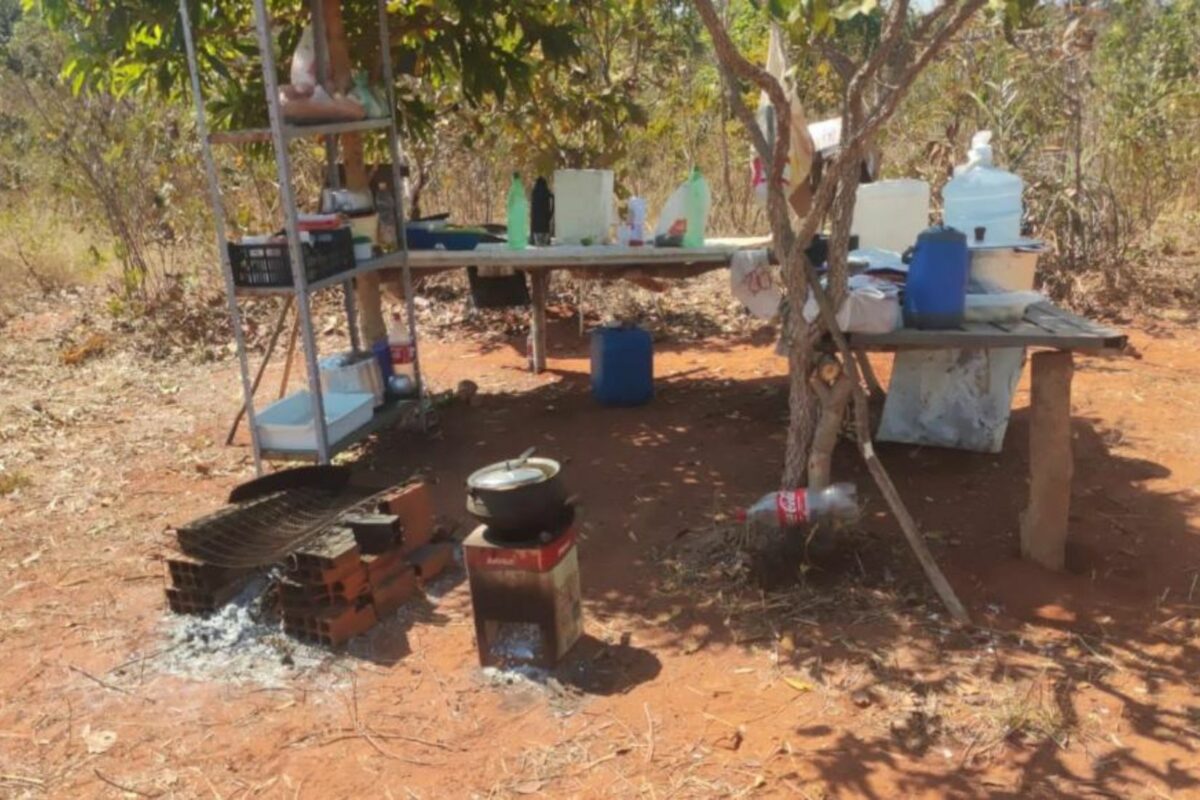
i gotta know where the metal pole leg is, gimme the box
[178,0,263,475]
[529,270,549,373]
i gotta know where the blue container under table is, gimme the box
[591,325,654,407]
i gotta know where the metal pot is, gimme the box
[466,449,567,535]
[968,243,1042,292]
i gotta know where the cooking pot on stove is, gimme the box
[466,448,568,535]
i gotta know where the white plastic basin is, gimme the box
[254,390,374,453]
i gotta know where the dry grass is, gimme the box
[0,468,32,496]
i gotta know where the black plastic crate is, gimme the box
[228,227,355,288]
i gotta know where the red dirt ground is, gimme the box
[1,294,1198,799]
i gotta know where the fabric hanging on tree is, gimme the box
[751,24,815,216]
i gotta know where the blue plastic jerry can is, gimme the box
[903,225,969,330]
[590,324,653,407]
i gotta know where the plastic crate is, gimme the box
[228,228,355,288]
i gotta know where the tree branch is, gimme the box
[694,0,793,244]
[847,0,910,122]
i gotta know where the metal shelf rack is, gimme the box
[178,0,424,474]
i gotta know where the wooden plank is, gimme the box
[529,271,549,374]
[209,117,390,145]
[849,300,1127,352]
[1026,302,1121,337]
[1020,351,1074,570]
[847,325,1114,351]
[359,239,767,273]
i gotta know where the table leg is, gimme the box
[1020,350,1074,570]
[529,270,549,374]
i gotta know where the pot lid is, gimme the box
[471,464,545,489]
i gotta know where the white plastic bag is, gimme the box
[730,249,780,319]
[290,25,317,92]
[802,275,900,334]
[654,181,688,245]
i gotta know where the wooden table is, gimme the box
[845,302,1127,571]
[368,238,771,371]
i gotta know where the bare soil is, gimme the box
[1,278,1198,799]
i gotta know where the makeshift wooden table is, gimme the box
[844,302,1127,571]
[363,238,771,372]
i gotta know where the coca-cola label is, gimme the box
[390,342,416,365]
[776,490,808,526]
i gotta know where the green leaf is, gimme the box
[831,0,878,22]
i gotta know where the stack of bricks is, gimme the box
[165,553,250,614]
[278,480,455,647]
[163,480,455,649]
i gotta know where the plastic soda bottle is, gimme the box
[506,172,529,250]
[735,483,859,527]
[682,167,710,248]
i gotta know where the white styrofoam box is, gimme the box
[851,179,931,254]
[320,352,384,407]
[553,169,615,244]
[254,390,374,452]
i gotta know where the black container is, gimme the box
[467,267,530,308]
[228,227,354,288]
[804,233,860,269]
[530,177,554,245]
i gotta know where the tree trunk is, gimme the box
[808,371,853,490]
[781,248,820,488]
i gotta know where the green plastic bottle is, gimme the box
[682,167,710,248]
[506,172,529,250]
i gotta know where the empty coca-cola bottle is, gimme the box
[735,483,859,527]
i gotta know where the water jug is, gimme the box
[851,179,930,254]
[943,131,1023,246]
[530,177,554,246]
[591,324,653,407]
[903,226,968,330]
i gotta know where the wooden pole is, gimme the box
[1020,351,1074,570]
[279,311,301,399]
[225,297,293,446]
[800,260,971,624]
[529,270,549,373]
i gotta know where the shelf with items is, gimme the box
[257,397,420,463]
[179,0,424,473]
[207,117,392,146]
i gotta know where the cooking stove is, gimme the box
[463,509,583,668]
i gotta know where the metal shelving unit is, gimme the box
[178,0,424,474]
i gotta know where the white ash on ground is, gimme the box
[148,576,345,689]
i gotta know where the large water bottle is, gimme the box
[506,172,528,250]
[942,131,1023,246]
[682,167,711,248]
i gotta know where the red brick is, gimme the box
[278,564,369,611]
[284,597,377,647]
[289,529,361,584]
[371,567,418,619]
[407,542,454,583]
[165,575,249,615]
[361,547,409,587]
[378,482,434,554]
